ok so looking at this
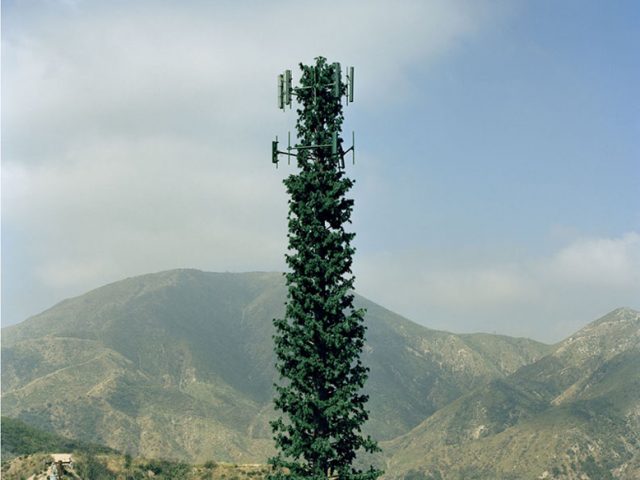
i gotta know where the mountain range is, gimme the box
[384,307,640,479]
[2,269,638,479]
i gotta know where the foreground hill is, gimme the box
[3,451,270,480]
[384,307,640,480]
[0,416,114,462]
[0,417,268,480]
[1,269,549,463]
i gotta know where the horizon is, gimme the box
[2,1,639,343]
[3,266,637,345]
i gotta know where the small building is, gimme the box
[50,454,73,465]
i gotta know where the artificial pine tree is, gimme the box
[269,57,381,479]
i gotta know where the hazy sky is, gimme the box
[2,0,639,342]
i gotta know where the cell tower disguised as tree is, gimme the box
[269,57,381,479]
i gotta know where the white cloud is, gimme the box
[5,135,290,290]
[2,1,506,325]
[3,0,493,161]
[425,265,534,308]
[543,232,640,288]
[3,1,635,344]
[355,232,640,342]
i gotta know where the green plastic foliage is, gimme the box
[269,57,381,480]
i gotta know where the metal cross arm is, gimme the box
[271,137,335,166]
[272,131,355,167]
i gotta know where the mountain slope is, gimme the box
[1,269,549,463]
[384,308,640,480]
[0,416,114,461]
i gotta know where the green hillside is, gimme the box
[384,308,640,479]
[1,416,114,461]
[1,269,550,464]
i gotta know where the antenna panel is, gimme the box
[284,70,292,106]
[272,139,279,164]
[333,62,341,97]
[278,74,284,109]
[348,67,354,102]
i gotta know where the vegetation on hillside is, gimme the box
[0,419,269,480]
[1,416,113,460]
[1,271,637,479]
[384,308,640,479]
[2,452,271,480]
[1,270,549,463]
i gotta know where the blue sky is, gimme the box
[2,0,638,341]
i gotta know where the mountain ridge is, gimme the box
[383,307,640,479]
[3,269,637,478]
[2,269,551,464]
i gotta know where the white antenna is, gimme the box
[284,70,292,107]
[272,61,356,167]
[278,74,284,109]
